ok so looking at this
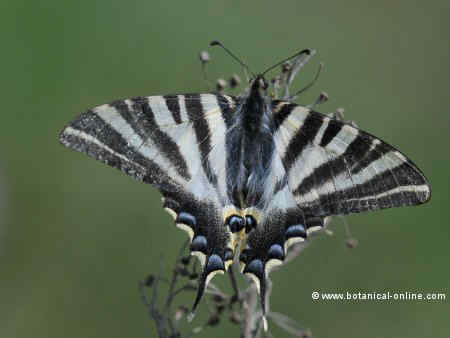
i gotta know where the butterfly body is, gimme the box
[226,76,275,208]
[59,61,430,326]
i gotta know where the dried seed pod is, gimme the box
[212,293,226,303]
[302,329,313,338]
[335,107,345,121]
[230,311,241,324]
[271,75,281,85]
[216,304,225,314]
[176,264,190,276]
[281,61,292,73]
[199,51,210,63]
[229,74,241,88]
[309,91,329,109]
[216,78,227,92]
[345,237,359,249]
[207,314,220,326]
[181,256,191,265]
[175,306,188,321]
[318,92,329,104]
[144,274,154,287]
[192,326,203,334]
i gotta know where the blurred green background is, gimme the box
[1,1,449,337]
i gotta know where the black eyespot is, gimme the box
[245,259,263,277]
[285,224,307,239]
[267,244,284,260]
[239,249,250,264]
[245,215,257,233]
[206,254,225,273]
[176,212,196,227]
[226,215,245,233]
[224,248,234,262]
[191,235,207,252]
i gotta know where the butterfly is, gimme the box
[58,41,431,329]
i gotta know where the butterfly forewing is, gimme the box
[270,101,431,216]
[60,95,231,196]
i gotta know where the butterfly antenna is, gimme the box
[210,40,255,80]
[289,62,323,100]
[261,48,312,76]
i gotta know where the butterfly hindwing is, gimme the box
[239,204,325,321]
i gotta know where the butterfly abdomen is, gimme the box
[242,123,275,206]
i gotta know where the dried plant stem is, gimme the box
[139,239,318,338]
[137,219,339,338]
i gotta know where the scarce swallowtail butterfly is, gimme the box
[59,41,431,329]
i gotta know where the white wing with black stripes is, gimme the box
[61,94,230,197]
[270,101,431,216]
[237,97,430,322]
[59,93,241,312]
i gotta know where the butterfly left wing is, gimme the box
[59,93,238,311]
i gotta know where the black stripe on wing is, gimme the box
[59,110,179,194]
[350,141,392,174]
[304,163,430,216]
[163,95,183,124]
[185,93,218,187]
[282,113,323,172]
[272,101,298,130]
[216,94,237,127]
[320,119,342,147]
[110,98,191,180]
[294,130,375,200]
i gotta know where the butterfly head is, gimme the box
[249,75,269,97]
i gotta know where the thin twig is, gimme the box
[164,240,190,311]
[146,255,170,338]
[165,240,190,333]
[228,264,240,302]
